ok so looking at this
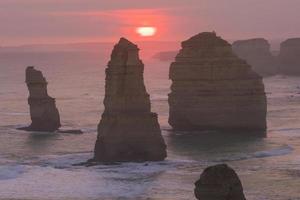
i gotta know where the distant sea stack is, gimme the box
[194,164,246,200]
[22,66,61,132]
[279,38,300,75]
[232,38,277,76]
[153,51,178,62]
[168,32,267,133]
[93,38,167,162]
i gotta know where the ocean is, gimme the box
[0,43,300,200]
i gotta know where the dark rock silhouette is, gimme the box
[279,38,300,75]
[168,32,267,133]
[93,38,167,162]
[232,38,278,76]
[194,164,246,200]
[21,66,61,132]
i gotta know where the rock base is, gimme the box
[94,113,166,162]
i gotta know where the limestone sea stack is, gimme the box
[169,32,267,133]
[232,38,277,76]
[153,51,178,62]
[194,164,246,200]
[279,38,300,75]
[23,66,61,132]
[93,38,167,162]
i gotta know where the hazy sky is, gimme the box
[0,0,299,45]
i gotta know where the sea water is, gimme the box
[0,46,300,200]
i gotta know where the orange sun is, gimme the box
[136,26,157,37]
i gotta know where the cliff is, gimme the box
[93,38,167,162]
[232,38,277,76]
[22,66,61,132]
[279,38,300,75]
[168,32,267,134]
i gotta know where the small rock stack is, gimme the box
[24,66,61,132]
[194,164,246,200]
[168,32,267,133]
[93,38,167,162]
[279,38,300,75]
[232,38,277,76]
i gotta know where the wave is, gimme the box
[150,94,168,101]
[217,145,294,162]
[80,127,97,133]
[38,152,93,169]
[0,153,200,199]
[253,145,293,158]
[34,152,199,171]
[0,165,27,180]
[268,127,300,132]
[0,111,28,116]
[0,146,294,199]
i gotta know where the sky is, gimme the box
[0,0,300,46]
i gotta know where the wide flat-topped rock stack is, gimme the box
[168,32,267,133]
[232,38,277,76]
[279,38,300,75]
[93,38,167,162]
[23,66,61,132]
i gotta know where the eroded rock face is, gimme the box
[93,38,167,162]
[232,38,277,76]
[279,38,300,75]
[194,164,246,200]
[23,66,61,132]
[168,32,267,133]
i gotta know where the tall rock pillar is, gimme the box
[94,38,167,162]
[24,66,61,132]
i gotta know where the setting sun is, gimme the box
[136,26,157,37]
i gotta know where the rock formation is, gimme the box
[22,66,61,132]
[279,38,300,75]
[232,38,278,76]
[194,164,246,200]
[153,51,178,62]
[93,38,167,162]
[168,32,267,133]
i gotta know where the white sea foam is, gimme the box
[38,153,92,168]
[216,145,294,162]
[0,165,27,180]
[0,155,197,200]
[0,111,28,116]
[150,94,168,101]
[80,127,97,133]
[253,145,294,158]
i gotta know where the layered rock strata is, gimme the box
[279,38,300,75]
[194,164,246,200]
[168,32,267,133]
[93,38,167,162]
[232,38,277,76]
[23,66,61,131]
